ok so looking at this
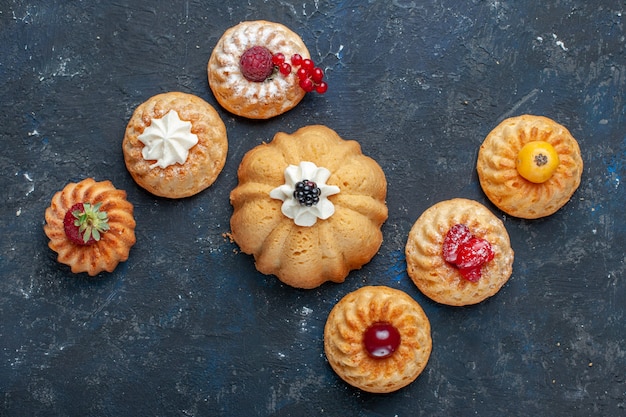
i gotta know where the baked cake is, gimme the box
[324,286,432,393]
[44,178,136,276]
[208,20,321,119]
[405,198,514,306]
[229,125,388,289]
[477,114,583,219]
[123,91,228,198]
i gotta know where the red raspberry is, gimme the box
[239,46,274,82]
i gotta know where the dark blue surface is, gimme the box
[1,1,625,416]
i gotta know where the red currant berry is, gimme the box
[442,223,473,264]
[272,52,285,66]
[279,62,292,75]
[291,53,303,66]
[363,322,401,358]
[299,77,315,92]
[311,67,324,84]
[301,58,314,72]
[315,81,328,94]
[296,67,309,80]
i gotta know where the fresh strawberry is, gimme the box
[443,224,494,282]
[239,46,274,82]
[63,202,110,246]
[459,266,483,282]
[442,223,472,263]
[455,237,494,270]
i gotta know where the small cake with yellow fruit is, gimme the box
[476,115,583,219]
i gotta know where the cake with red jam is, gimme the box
[208,20,328,119]
[405,198,514,306]
[324,286,432,393]
[477,114,583,219]
[229,125,387,289]
[44,178,136,276]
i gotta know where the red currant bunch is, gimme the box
[272,52,328,94]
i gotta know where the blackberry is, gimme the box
[293,180,321,206]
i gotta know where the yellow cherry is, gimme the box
[516,141,560,183]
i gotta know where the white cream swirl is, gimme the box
[269,161,340,227]
[138,109,199,169]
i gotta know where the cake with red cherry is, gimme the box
[229,125,387,289]
[405,198,514,306]
[208,20,327,119]
[324,286,432,393]
[44,178,136,276]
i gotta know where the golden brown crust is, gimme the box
[230,125,388,289]
[405,198,514,306]
[208,20,310,119]
[477,114,583,219]
[122,92,228,198]
[43,178,136,276]
[324,286,432,393]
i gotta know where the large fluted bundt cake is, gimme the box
[229,125,388,289]
[44,178,136,276]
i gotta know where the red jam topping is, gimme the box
[363,322,401,358]
[442,223,494,282]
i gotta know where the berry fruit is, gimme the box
[241,47,329,94]
[293,180,321,206]
[290,54,303,66]
[363,322,401,358]
[455,237,494,270]
[442,224,494,282]
[516,140,560,183]
[239,46,274,82]
[442,223,472,263]
[63,202,110,246]
[272,52,285,66]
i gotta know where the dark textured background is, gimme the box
[1,1,625,416]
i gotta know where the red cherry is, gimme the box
[455,237,494,270]
[279,62,292,75]
[311,67,324,84]
[315,81,328,94]
[442,223,473,263]
[301,58,314,72]
[299,77,315,92]
[363,322,401,358]
[291,54,303,66]
[272,52,285,66]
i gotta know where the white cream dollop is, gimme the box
[269,161,340,227]
[138,109,199,169]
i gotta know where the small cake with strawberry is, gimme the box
[405,198,514,306]
[123,92,228,199]
[44,178,136,276]
[477,114,583,219]
[229,125,387,289]
[324,286,432,393]
[208,20,327,119]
